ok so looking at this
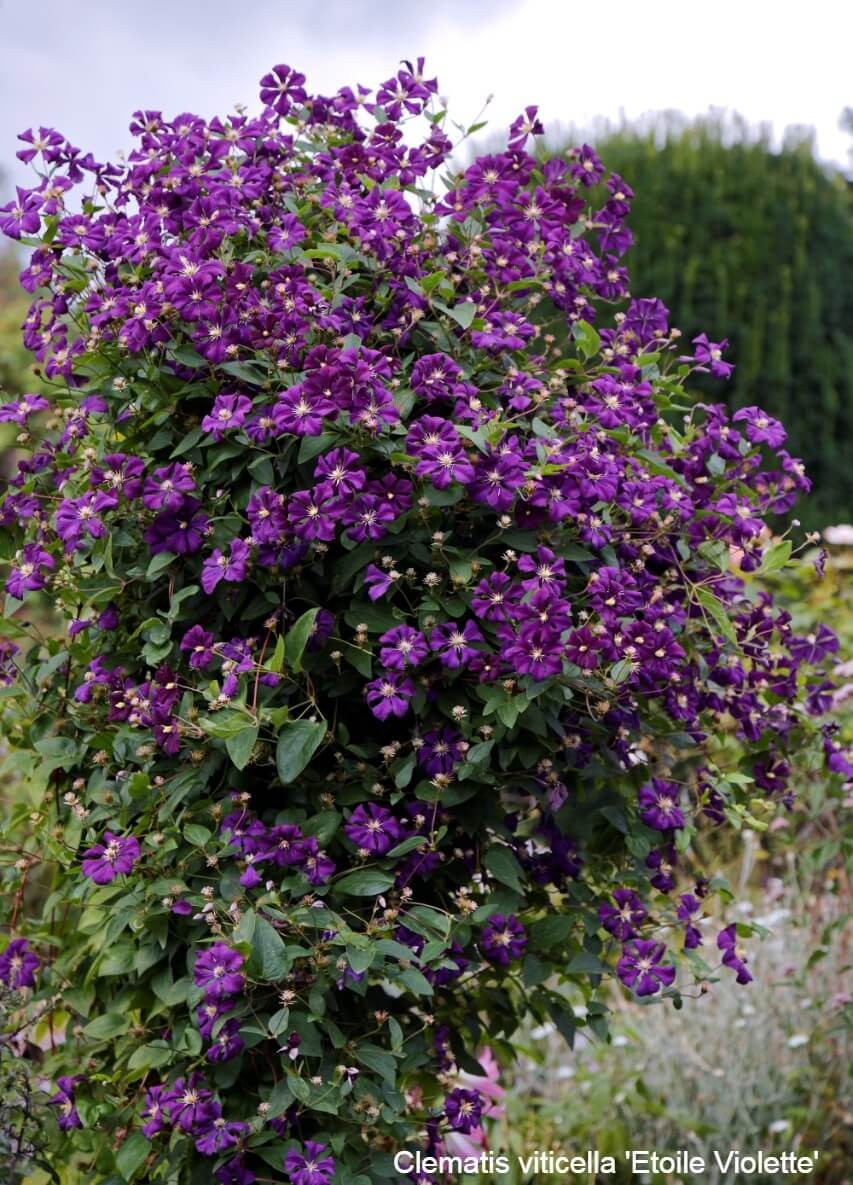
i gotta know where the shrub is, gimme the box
[0,59,848,1185]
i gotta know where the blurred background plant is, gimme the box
[470,885,850,1185]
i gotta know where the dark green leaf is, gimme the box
[275,719,326,783]
[484,845,525,892]
[285,608,319,673]
[249,915,290,981]
[334,869,395,896]
[116,1132,150,1181]
[226,724,259,770]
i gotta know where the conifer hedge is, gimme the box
[568,118,853,525]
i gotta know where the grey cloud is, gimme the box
[0,0,519,193]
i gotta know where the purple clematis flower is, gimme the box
[201,538,251,594]
[480,913,527,967]
[55,492,114,552]
[196,1115,249,1156]
[617,939,676,997]
[0,393,49,423]
[194,943,245,999]
[141,1084,171,1137]
[677,893,704,949]
[5,543,55,599]
[365,672,415,720]
[378,625,429,671]
[202,394,253,440]
[471,572,521,621]
[363,563,395,600]
[444,1087,484,1133]
[638,779,685,831]
[142,463,196,511]
[344,802,403,855]
[47,1075,83,1130]
[0,937,40,989]
[284,1140,335,1185]
[144,496,208,555]
[717,924,753,985]
[599,888,646,942]
[207,1018,245,1063]
[429,620,483,668]
[517,546,566,593]
[732,404,786,447]
[81,832,140,884]
[302,840,336,886]
[180,624,216,669]
[259,63,307,115]
[691,333,735,380]
[504,622,563,679]
[215,1158,255,1185]
[788,624,839,665]
[646,846,677,893]
[166,1076,218,1132]
[314,447,366,496]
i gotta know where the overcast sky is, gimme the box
[1,0,850,199]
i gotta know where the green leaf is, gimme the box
[385,835,427,859]
[398,966,433,996]
[403,905,451,942]
[484,845,525,892]
[145,551,176,580]
[530,915,574,949]
[298,432,337,463]
[285,608,319,673]
[356,1045,398,1085]
[447,301,477,329]
[334,869,395,896]
[116,1131,150,1181]
[199,710,254,739]
[608,659,634,684]
[300,809,341,846]
[566,950,605,975]
[169,344,206,368]
[698,540,730,572]
[234,909,257,945]
[166,584,199,621]
[83,1012,130,1040]
[183,824,212,847]
[97,945,136,976]
[758,539,792,574]
[171,425,204,458]
[346,945,375,974]
[249,915,290,981]
[127,1043,172,1071]
[275,719,326,783]
[267,635,286,674]
[572,319,601,359]
[221,360,267,385]
[695,586,738,645]
[545,999,577,1048]
[226,724,259,770]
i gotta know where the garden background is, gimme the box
[0,1,850,1182]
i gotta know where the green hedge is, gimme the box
[570,118,853,526]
